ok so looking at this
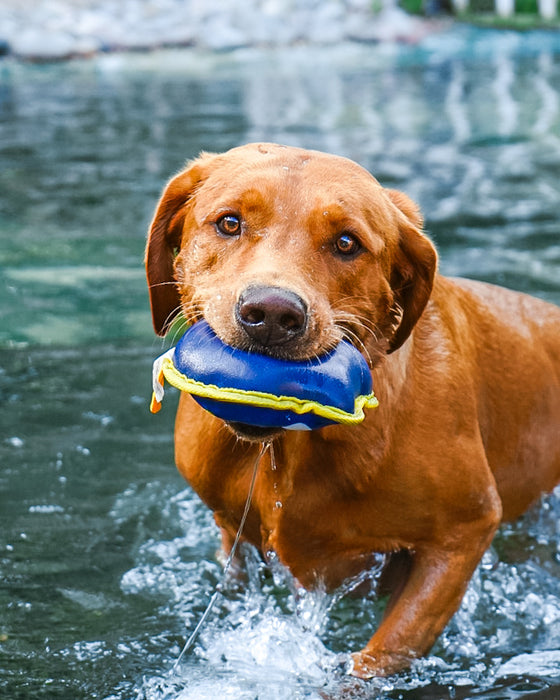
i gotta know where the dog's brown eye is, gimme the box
[335,233,361,257]
[216,214,241,236]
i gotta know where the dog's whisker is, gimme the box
[333,311,380,343]
[160,300,205,346]
[341,328,373,367]
[147,280,180,290]
[334,307,380,333]
[168,320,190,346]
[331,298,386,345]
[346,316,382,345]
[332,312,381,367]
[157,306,184,348]
[332,294,371,308]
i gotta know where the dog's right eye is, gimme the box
[334,232,361,258]
[216,214,241,236]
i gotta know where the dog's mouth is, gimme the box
[226,421,285,443]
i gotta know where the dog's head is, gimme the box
[146,141,436,371]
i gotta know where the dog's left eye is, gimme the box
[216,214,242,236]
[334,233,361,257]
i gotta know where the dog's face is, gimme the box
[147,143,437,421]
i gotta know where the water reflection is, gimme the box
[1,32,560,348]
[1,25,560,700]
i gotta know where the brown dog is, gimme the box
[146,143,560,678]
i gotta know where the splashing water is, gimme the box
[117,481,560,699]
[133,542,390,700]
[123,440,389,699]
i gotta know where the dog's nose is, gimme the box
[236,285,307,347]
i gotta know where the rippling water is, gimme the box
[1,25,560,699]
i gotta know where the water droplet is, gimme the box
[275,501,283,510]
[265,549,277,564]
[269,443,277,471]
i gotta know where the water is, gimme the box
[1,24,560,699]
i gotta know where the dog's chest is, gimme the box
[187,432,395,588]
[213,467,354,587]
[251,478,376,590]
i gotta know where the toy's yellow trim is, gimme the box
[152,355,378,425]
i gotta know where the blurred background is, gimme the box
[1,2,560,699]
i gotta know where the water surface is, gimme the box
[1,25,560,699]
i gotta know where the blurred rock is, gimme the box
[0,0,435,60]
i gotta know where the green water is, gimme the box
[1,26,560,699]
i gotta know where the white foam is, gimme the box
[119,485,560,697]
[498,650,560,678]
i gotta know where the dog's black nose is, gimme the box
[236,285,307,347]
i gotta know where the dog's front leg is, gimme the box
[350,511,501,678]
[212,513,247,574]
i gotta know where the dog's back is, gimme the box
[430,277,560,520]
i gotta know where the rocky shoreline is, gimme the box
[0,0,435,60]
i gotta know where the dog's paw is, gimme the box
[349,649,411,678]
[349,651,380,679]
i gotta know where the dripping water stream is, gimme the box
[172,442,269,668]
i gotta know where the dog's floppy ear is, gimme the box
[145,155,212,336]
[385,190,437,353]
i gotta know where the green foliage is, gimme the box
[399,0,426,14]
[515,0,538,12]
[395,0,558,17]
[465,0,538,11]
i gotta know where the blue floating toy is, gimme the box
[150,321,378,430]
